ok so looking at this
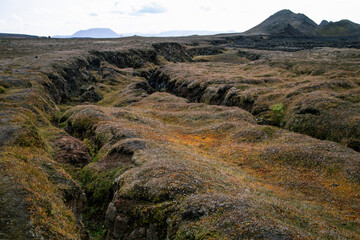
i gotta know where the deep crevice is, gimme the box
[39,42,360,239]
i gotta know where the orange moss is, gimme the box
[2,146,80,239]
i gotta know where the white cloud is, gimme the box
[130,3,166,15]
[0,0,359,36]
[200,6,211,12]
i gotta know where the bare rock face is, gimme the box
[152,42,192,62]
[113,216,129,239]
[54,135,91,167]
[0,124,19,146]
[80,85,103,102]
[64,188,87,222]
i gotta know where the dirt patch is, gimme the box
[54,135,91,167]
[97,139,145,170]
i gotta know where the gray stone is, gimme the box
[105,202,117,224]
[113,216,129,239]
[128,227,146,240]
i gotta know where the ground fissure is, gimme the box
[1,38,360,240]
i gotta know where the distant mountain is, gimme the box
[317,20,360,36]
[53,28,121,38]
[135,30,233,37]
[72,28,120,38]
[54,28,235,38]
[245,10,318,37]
[0,33,41,38]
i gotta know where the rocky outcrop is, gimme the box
[44,55,103,104]
[152,42,192,62]
[54,135,91,167]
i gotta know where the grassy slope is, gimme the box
[0,87,83,238]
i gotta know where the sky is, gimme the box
[0,0,359,36]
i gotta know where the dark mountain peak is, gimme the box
[273,9,296,17]
[266,9,316,25]
[275,9,293,14]
[245,9,318,37]
[319,20,330,27]
[337,19,356,25]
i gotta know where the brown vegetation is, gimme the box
[0,36,359,239]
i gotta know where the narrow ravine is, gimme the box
[41,44,360,239]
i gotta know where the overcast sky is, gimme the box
[0,0,359,36]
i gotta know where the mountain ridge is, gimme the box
[317,19,360,36]
[53,28,235,38]
[244,9,360,37]
[53,28,121,38]
[0,33,43,38]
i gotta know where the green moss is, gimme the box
[15,124,45,148]
[270,103,284,112]
[131,201,174,237]
[1,147,81,239]
[340,221,359,231]
[233,76,244,80]
[72,117,94,132]
[268,103,285,126]
[80,166,128,237]
[262,126,275,136]
[81,167,116,210]
[173,222,221,240]
[88,225,107,240]
[326,165,340,175]
[64,115,98,139]
[83,138,99,162]
[0,86,5,94]
[14,153,28,162]
[235,85,249,90]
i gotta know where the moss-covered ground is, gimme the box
[0,37,359,239]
